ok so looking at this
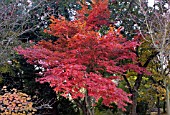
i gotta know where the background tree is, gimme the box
[138,0,170,114]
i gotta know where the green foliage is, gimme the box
[0,64,11,74]
[99,25,110,36]
[94,108,114,115]
[0,77,3,84]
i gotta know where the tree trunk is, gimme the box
[163,100,166,113]
[81,99,94,115]
[83,91,94,115]
[157,96,160,115]
[82,104,90,115]
[131,91,138,115]
[75,92,94,115]
[166,85,170,115]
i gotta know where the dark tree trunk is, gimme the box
[131,91,138,115]
[82,107,91,115]
[75,96,94,115]
[81,99,94,115]
[157,96,160,115]
[163,100,166,113]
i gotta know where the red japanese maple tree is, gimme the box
[16,0,146,114]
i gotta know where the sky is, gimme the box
[147,0,169,11]
[148,0,155,7]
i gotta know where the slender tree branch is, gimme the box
[123,75,132,93]
[143,51,159,67]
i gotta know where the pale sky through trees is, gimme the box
[148,0,155,7]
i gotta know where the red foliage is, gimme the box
[16,1,146,111]
[77,0,110,30]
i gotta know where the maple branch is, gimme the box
[123,75,132,93]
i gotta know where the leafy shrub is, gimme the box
[0,86,36,115]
